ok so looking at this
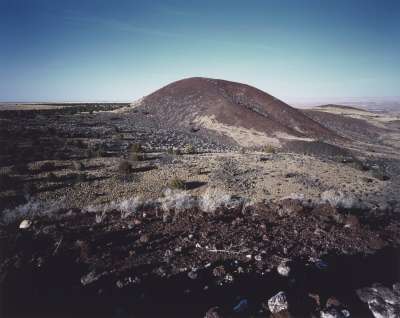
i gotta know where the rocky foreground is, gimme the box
[1,192,400,318]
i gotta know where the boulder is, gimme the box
[268,291,288,313]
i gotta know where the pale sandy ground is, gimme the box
[1,150,394,213]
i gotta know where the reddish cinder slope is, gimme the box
[133,77,337,141]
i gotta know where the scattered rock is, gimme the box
[357,283,400,318]
[368,297,399,318]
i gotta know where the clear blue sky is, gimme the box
[1,0,399,102]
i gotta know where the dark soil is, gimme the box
[1,201,400,317]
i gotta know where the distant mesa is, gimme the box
[130,77,338,147]
[315,104,368,112]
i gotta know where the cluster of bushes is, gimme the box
[167,144,196,155]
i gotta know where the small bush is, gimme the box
[159,189,196,212]
[128,143,145,161]
[1,197,66,225]
[320,190,361,210]
[129,152,145,161]
[95,149,105,158]
[118,161,132,174]
[199,187,242,213]
[183,144,196,154]
[169,178,185,190]
[129,143,143,153]
[261,145,276,154]
[167,148,182,156]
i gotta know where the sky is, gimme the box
[0,0,399,103]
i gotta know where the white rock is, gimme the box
[368,298,400,318]
[19,219,32,229]
[277,262,291,277]
[268,291,288,313]
[320,308,349,318]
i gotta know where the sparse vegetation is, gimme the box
[167,148,182,156]
[129,152,145,161]
[168,177,186,190]
[129,143,143,153]
[183,144,196,154]
[261,144,276,154]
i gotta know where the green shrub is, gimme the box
[169,178,185,190]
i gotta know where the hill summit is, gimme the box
[131,77,337,146]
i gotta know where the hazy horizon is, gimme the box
[1,0,399,102]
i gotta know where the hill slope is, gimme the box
[130,77,337,147]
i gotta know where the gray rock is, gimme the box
[204,306,223,318]
[368,298,400,318]
[81,271,102,286]
[268,291,288,313]
[357,283,400,318]
[277,262,291,277]
[320,307,350,318]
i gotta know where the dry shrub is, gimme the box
[169,178,186,190]
[118,161,132,174]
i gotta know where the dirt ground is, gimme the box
[1,103,400,317]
